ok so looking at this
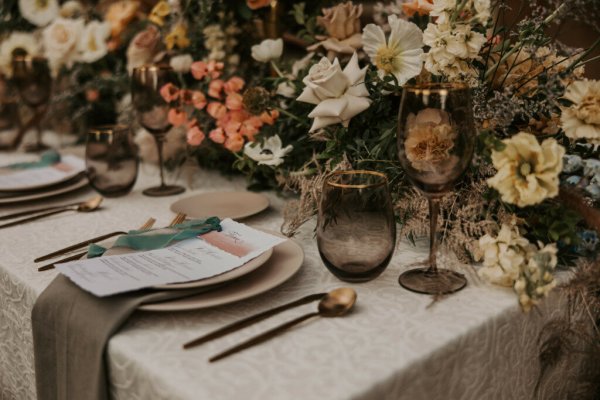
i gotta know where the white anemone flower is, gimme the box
[19,0,59,27]
[244,135,293,166]
[78,21,111,63]
[362,15,423,86]
[0,31,40,76]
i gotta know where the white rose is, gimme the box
[19,0,59,27]
[78,21,110,63]
[42,17,84,74]
[251,38,283,63]
[297,53,371,132]
[169,54,194,73]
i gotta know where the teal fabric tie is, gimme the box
[7,150,61,169]
[87,217,222,258]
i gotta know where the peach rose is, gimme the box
[187,125,205,146]
[224,133,244,152]
[126,25,160,73]
[190,61,208,80]
[224,77,245,94]
[168,108,187,127]
[208,79,225,98]
[209,127,226,143]
[225,92,243,111]
[191,91,207,110]
[207,102,227,119]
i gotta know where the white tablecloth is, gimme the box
[0,147,588,400]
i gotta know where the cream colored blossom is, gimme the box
[487,132,565,207]
[244,135,293,166]
[560,80,600,145]
[251,38,283,63]
[0,31,40,77]
[60,1,84,18]
[42,17,85,75]
[297,53,371,132]
[362,15,423,86]
[78,21,111,63]
[19,0,59,26]
[307,2,363,56]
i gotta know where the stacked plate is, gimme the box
[0,155,88,205]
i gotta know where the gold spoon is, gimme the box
[209,288,357,362]
[0,196,103,229]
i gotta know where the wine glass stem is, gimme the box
[428,197,440,273]
[154,135,166,188]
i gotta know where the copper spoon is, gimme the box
[209,288,357,362]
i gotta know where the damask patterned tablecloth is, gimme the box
[0,148,586,400]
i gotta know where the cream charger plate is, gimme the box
[103,244,273,290]
[170,191,269,220]
[138,236,304,312]
[0,154,86,192]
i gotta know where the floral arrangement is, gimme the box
[1,0,600,313]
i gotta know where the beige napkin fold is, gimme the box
[31,227,218,400]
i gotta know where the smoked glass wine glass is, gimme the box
[12,55,52,152]
[131,65,185,196]
[397,83,476,294]
[317,170,397,282]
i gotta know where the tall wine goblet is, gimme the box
[131,65,185,196]
[12,55,52,152]
[397,83,476,294]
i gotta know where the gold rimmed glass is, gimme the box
[317,170,397,282]
[85,125,139,197]
[397,82,476,294]
[131,64,185,197]
[11,55,52,152]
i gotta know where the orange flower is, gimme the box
[207,102,227,119]
[402,0,434,17]
[208,79,225,98]
[85,89,100,102]
[187,125,205,146]
[190,61,208,80]
[246,0,271,10]
[225,92,243,111]
[224,133,244,152]
[168,108,187,127]
[259,109,279,125]
[191,91,207,110]
[224,120,242,136]
[105,0,140,38]
[209,127,226,144]
[206,60,224,79]
[160,83,180,103]
[224,77,245,94]
[240,117,263,140]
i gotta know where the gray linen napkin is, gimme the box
[32,274,214,400]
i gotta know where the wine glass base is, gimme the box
[24,142,50,153]
[398,268,467,295]
[143,185,185,197]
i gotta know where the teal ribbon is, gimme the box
[6,150,61,169]
[87,217,222,258]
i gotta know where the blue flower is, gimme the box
[578,230,599,252]
[583,159,600,177]
[562,154,583,173]
[565,175,582,185]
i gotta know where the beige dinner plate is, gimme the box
[103,244,274,290]
[170,191,270,220]
[0,176,88,205]
[0,154,86,192]
[138,236,304,312]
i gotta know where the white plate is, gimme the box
[139,236,304,312]
[0,154,86,192]
[0,176,88,205]
[170,191,269,220]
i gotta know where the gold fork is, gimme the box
[37,217,157,272]
[169,212,187,226]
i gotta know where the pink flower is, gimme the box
[224,77,245,94]
[259,109,279,125]
[206,60,224,79]
[187,125,206,146]
[168,108,187,127]
[85,89,100,102]
[209,127,226,143]
[190,61,208,80]
[207,102,227,119]
[224,120,242,136]
[191,91,207,110]
[225,92,243,111]
[224,133,244,152]
[240,117,262,140]
[160,83,180,103]
[208,79,225,98]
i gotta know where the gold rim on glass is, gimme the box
[88,125,129,135]
[326,170,388,189]
[132,64,173,73]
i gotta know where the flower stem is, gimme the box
[270,61,285,78]
[274,106,309,126]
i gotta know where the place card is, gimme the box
[56,219,286,297]
[0,155,85,191]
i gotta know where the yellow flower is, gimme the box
[165,23,190,50]
[560,80,600,145]
[148,0,170,26]
[487,132,564,207]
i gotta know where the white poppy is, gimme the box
[169,54,194,73]
[244,135,293,166]
[0,31,40,76]
[297,52,371,132]
[362,15,423,86]
[251,38,283,63]
[19,0,59,27]
[78,21,110,63]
